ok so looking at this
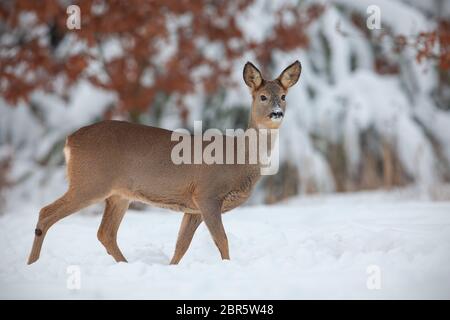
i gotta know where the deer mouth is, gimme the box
[269,108,284,121]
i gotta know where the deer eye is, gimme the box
[260,95,267,101]
[281,95,286,101]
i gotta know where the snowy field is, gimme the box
[1,189,450,299]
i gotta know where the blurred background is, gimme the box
[1,0,449,209]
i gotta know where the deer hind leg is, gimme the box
[27,187,108,265]
[196,198,230,260]
[170,213,202,265]
[97,195,129,262]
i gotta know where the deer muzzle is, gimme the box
[269,107,284,121]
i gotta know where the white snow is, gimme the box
[1,189,449,299]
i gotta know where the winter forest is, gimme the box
[1,0,450,299]
[1,0,450,204]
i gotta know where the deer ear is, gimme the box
[243,62,263,90]
[277,60,301,89]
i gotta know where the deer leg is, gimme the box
[28,188,107,265]
[170,213,202,265]
[196,198,229,260]
[97,195,129,262]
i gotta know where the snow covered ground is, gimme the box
[1,188,450,299]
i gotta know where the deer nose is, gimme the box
[269,108,284,120]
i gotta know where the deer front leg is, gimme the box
[170,213,202,265]
[196,198,230,260]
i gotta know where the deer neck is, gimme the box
[247,114,259,131]
[245,114,279,173]
[247,115,279,152]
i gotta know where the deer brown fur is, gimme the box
[27,61,301,265]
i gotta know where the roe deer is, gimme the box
[27,61,301,265]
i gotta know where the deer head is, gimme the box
[244,60,301,129]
